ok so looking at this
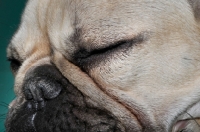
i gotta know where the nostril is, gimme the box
[24,89,33,100]
[23,78,43,102]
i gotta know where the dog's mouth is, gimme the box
[6,97,200,132]
[172,101,200,132]
[5,86,124,132]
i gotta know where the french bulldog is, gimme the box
[5,0,200,131]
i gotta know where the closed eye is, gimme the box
[7,58,22,75]
[77,33,145,59]
[73,32,147,71]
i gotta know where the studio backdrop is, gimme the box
[0,1,27,131]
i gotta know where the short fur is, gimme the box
[6,0,200,131]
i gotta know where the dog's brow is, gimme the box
[109,32,148,48]
[93,31,150,51]
[69,27,150,52]
[73,31,149,60]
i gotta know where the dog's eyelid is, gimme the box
[74,32,147,60]
[88,33,146,54]
[96,31,148,49]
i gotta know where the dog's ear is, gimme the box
[188,0,200,21]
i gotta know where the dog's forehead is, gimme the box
[7,0,195,60]
[70,1,150,49]
[49,0,193,53]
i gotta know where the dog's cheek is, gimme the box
[87,47,148,91]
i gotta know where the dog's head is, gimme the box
[5,0,200,131]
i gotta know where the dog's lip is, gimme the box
[172,101,200,131]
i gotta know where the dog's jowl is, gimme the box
[5,0,200,132]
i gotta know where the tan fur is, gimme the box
[7,0,200,131]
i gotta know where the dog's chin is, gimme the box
[5,83,124,132]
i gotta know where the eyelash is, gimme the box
[75,33,145,61]
[76,39,134,60]
[89,40,131,57]
[73,39,136,72]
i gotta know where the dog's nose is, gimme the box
[23,65,64,103]
[23,76,62,101]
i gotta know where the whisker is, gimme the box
[0,102,8,106]
[186,112,200,127]
[0,104,8,108]
[0,113,7,117]
[0,22,17,28]
[0,113,6,117]
[0,102,8,108]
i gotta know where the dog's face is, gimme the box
[5,0,200,131]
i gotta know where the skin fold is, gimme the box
[5,0,200,131]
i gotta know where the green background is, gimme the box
[0,1,27,131]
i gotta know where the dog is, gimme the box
[5,0,200,131]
